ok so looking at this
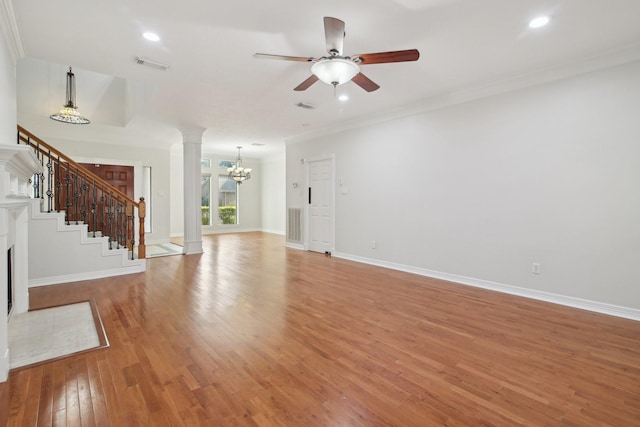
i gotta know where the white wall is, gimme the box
[261,154,286,235]
[0,30,16,146]
[28,208,145,284]
[169,144,183,237]
[286,60,640,315]
[44,138,171,245]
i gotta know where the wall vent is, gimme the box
[135,57,169,71]
[287,208,302,242]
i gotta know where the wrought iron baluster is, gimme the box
[39,155,45,202]
[64,163,72,224]
[124,201,130,252]
[116,200,123,249]
[130,205,136,260]
[91,179,97,237]
[80,173,88,226]
[46,151,53,212]
[73,166,80,224]
[56,156,62,212]
[121,201,126,250]
[106,192,111,249]
[122,201,127,250]
[99,186,106,235]
[108,192,114,250]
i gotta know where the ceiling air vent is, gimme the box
[296,102,316,110]
[135,57,169,71]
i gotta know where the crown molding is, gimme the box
[0,0,24,63]
[286,42,640,146]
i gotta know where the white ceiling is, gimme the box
[11,0,640,158]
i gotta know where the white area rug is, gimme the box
[146,242,184,258]
[8,301,101,369]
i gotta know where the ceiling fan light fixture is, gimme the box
[311,58,360,86]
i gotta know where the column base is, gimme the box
[183,240,203,255]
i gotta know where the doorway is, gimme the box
[306,158,334,254]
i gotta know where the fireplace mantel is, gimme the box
[0,145,43,200]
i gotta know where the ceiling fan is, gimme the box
[254,17,419,92]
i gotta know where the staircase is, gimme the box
[17,126,146,286]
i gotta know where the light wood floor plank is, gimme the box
[1,232,639,425]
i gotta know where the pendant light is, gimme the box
[50,67,90,124]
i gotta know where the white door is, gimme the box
[308,159,332,254]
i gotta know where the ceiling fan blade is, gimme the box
[324,17,345,56]
[351,73,380,92]
[294,75,319,91]
[254,53,316,62]
[353,49,420,64]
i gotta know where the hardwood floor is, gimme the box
[1,232,639,426]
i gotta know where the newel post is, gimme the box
[138,197,146,259]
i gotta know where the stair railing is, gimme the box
[17,125,146,260]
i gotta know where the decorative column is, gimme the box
[179,125,204,255]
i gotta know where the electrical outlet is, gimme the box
[371,240,376,249]
[532,263,541,274]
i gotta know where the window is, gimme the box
[201,175,211,226]
[218,174,237,225]
[201,159,239,226]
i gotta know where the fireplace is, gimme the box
[7,247,13,316]
[1,145,43,382]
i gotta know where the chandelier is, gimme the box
[227,146,252,184]
[50,67,90,124]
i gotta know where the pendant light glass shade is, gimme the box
[311,58,360,86]
[50,67,90,124]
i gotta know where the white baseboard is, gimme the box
[144,237,171,245]
[202,228,261,235]
[261,229,285,236]
[333,252,640,322]
[28,262,146,287]
[173,229,284,237]
[0,348,8,383]
[285,242,304,250]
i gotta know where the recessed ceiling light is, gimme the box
[338,94,349,102]
[143,32,160,42]
[251,143,265,146]
[529,16,551,29]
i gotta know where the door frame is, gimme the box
[304,155,335,254]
